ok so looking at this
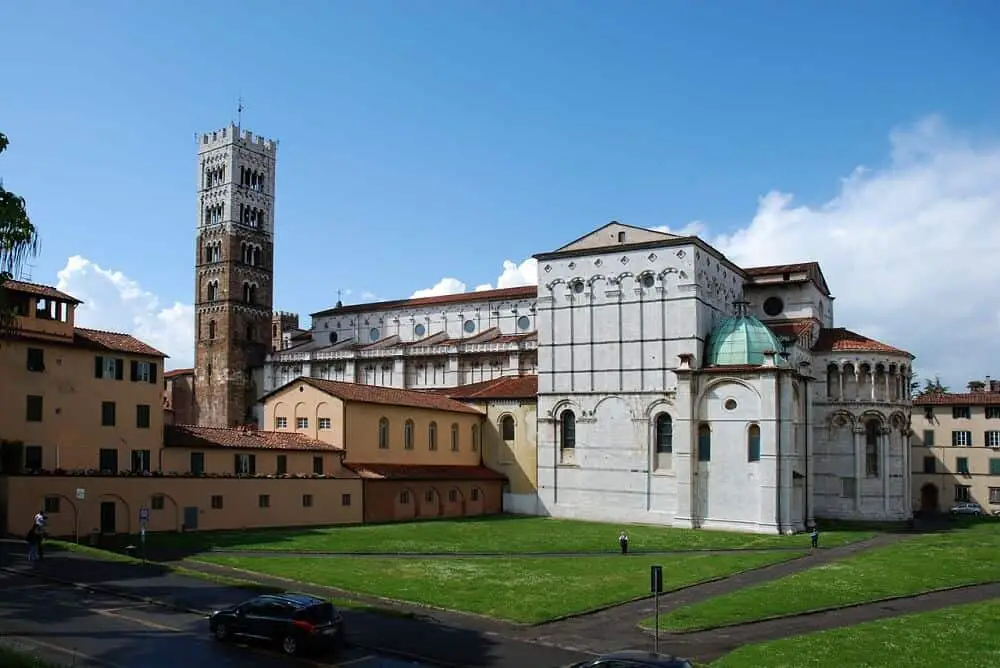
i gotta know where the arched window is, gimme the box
[560,410,576,449]
[207,281,218,301]
[208,320,216,340]
[451,423,459,451]
[747,424,761,462]
[378,418,389,449]
[404,420,414,450]
[243,283,254,303]
[865,420,880,477]
[471,424,479,452]
[428,422,438,450]
[697,424,711,462]
[252,246,260,266]
[245,324,254,341]
[500,415,515,442]
[654,413,673,453]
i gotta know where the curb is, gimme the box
[1,566,456,667]
[642,580,1000,635]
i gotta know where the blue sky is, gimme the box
[3,1,1000,381]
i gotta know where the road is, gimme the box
[0,571,432,668]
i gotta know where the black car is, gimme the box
[208,593,345,656]
[566,650,693,667]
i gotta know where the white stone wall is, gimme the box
[744,282,833,327]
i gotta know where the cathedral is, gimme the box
[185,123,915,533]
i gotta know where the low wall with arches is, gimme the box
[361,478,503,524]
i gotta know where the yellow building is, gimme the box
[261,377,506,522]
[437,376,539,515]
[911,389,1000,514]
[0,279,362,538]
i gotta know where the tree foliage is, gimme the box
[0,131,41,336]
[915,376,950,396]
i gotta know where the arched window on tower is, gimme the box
[560,410,576,449]
[253,246,261,266]
[865,420,880,477]
[245,324,254,341]
[206,281,218,301]
[242,283,252,303]
[208,320,216,340]
[747,424,761,462]
[654,413,673,453]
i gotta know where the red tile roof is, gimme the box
[811,328,911,357]
[493,332,537,344]
[75,328,167,358]
[345,463,506,481]
[165,424,345,452]
[913,392,1000,406]
[1,279,81,304]
[436,376,538,400]
[767,318,815,343]
[266,377,484,415]
[311,285,537,317]
[406,332,450,347]
[164,368,194,379]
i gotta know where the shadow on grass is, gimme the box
[818,513,1000,536]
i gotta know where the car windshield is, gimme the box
[294,602,334,624]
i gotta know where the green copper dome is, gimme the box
[705,302,785,366]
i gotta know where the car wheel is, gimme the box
[281,635,298,655]
[214,623,229,641]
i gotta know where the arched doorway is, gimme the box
[920,483,939,513]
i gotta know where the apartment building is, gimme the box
[911,385,1000,513]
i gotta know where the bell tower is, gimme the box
[193,123,278,427]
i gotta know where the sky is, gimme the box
[2,1,999,388]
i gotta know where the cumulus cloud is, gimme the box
[410,258,538,298]
[56,256,194,369]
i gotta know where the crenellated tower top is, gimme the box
[198,123,278,155]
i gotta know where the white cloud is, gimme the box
[410,259,538,298]
[56,256,194,369]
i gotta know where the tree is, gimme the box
[0,131,40,336]
[968,380,986,393]
[917,376,950,396]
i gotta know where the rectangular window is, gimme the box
[953,406,971,419]
[990,487,1000,505]
[274,416,288,429]
[26,348,45,372]
[697,426,711,462]
[956,457,970,475]
[302,494,313,508]
[987,407,1000,419]
[954,485,971,502]
[987,431,1000,448]
[425,490,434,503]
[841,477,856,498]
[95,356,124,380]
[990,459,1000,476]
[99,448,118,473]
[43,496,60,514]
[258,494,270,508]
[26,395,43,422]
[151,495,165,510]
[129,360,157,384]
[101,401,116,427]
[24,445,43,471]
[471,488,480,502]
[922,430,935,447]
[448,489,458,502]
[341,493,351,506]
[318,417,332,430]
[399,490,410,504]
[952,430,972,447]
[313,456,324,475]
[276,455,287,475]
[747,427,761,462]
[296,417,308,429]
[211,495,223,509]
[189,452,205,475]
[234,453,256,475]
[451,426,459,452]
[922,456,936,474]
[131,449,151,473]
[136,404,151,429]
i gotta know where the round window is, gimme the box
[573,281,585,294]
[641,274,655,288]
[724,398,738,411]
[414,323,426,337]
[763,296,784,317]
[517,315,531,331]
[369,327,380,341]
[463,320,476,333]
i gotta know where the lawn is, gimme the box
[647,522,1000,632]
[0,646,56,668]
[711,597,1000,667]
[140,515,873,555]
[196,550,803,623]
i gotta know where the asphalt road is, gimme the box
[0,571,432,668]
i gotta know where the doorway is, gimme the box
[183,506,199,531]
[920,483,940,513]
[100,501,116,534]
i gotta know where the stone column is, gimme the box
[881,426,891,516]
[673,355,695,527]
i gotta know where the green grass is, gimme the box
[196,550,803,623]
[647,522,1000,632]
[127,515,873,555]
[0,646,58,668]
[711,597,1000,667]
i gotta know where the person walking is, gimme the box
[32,511,47,562]
[810,525,819,549]
[619,530,629,555]
[26,524,40,564]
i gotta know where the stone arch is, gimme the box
[859,410,887,428]
[827,410,856,431]
[272,401,289,428]
[593,394,636,418]
[694,377,762,411]
[146,492,181,532]
[418,486,442,518]
[95,493,131,535]
[467,486,486,515]
[586,274,608,286]
[919,483,940,513]
[293,401,308,428]
[644,398,674,419]
[842,362,858,399]
[652,411,674,455]
[395,486,418,521]
[548,398,582,419]
[826,362,840,398]
[314,401,331,429]
[443,486,465,517]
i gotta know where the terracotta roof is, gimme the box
[165,424,344,452]
[360,334,402,350]
[406,332,450,347]
[346,463,506,481]
[164,368,194,379]
[437,376,538,400]
[913,392,1000,406]
[75,328,167,358]
[265,377,484,415]
[1,279,82,304]
[493,332,537,344]
[811,328,912,357]
[767,319,815,341]
[311,285,537,317]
